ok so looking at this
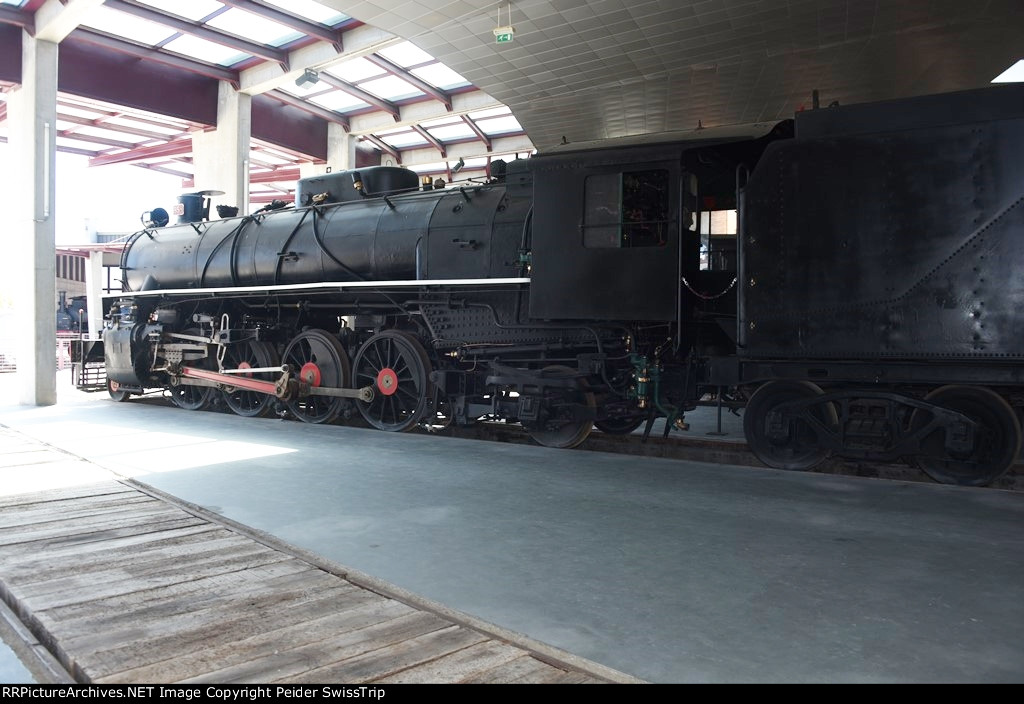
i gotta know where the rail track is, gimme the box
[124,391,1024,492]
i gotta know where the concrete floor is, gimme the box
[0,641,35,684]
[0,375,1022,683]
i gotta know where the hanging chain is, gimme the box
[681,276,738,301]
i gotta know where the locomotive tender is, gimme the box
[102,83,1024,486]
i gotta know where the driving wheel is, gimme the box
[282,329,350,424]
[353,330,431,432]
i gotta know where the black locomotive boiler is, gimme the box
[101,83,1024,487]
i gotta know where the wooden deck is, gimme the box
[0,429,638,684]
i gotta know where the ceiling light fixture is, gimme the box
[296,68,320,87]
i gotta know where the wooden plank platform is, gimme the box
[0,426,641,684]
[0,475,639,684]
[0,479,635,683]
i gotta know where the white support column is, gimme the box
[298,124,359,178]
[84,251,104,340]
[192,82,252,217]
[328,124,356,171]
[9,32,58,406]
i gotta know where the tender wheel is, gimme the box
[743,380,837,471]
[108,379,130,402]
[283,329,350,424]
[221,340,278,418]
[911,385,1021,486]
[594,416,645,435]
[525,365,596,449]
[353,330,431,432]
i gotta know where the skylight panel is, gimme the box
[426,123,475,141]
[359,76,424,101]
[411,64,469,90]
[162,35,250,66]
[378,132,429,149]
[325,58,386,83]
[475,115,523,135]
[378,41,434,68]
[261,0,348,26]
[205,8,301,47]
[468,107,512,120]
[135,0,224,22]
[992,60,1024,83]
[79,6,178,45]
[308,91,369,112]
[420,115,463,129]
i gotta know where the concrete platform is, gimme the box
[1,377,1023,683]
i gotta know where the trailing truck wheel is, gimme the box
[525,365,596,449]
[283,329,350,424]
[108,379,130,402]
[911,385,1021,487]
[743,380,837,471]
[221,340,278,418]
[353,331,432,432]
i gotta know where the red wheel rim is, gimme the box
[300,362,322,387]
[376,368,399,396]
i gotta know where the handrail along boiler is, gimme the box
[101,84,1024,487]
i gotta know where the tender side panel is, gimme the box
[741,110,1024,360]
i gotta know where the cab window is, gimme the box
[582,169,670,248]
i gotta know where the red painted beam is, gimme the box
[461,114,492,151]
[59,130,141,150]
[250,167,300,184]
[0,5,33,34]
[360,134,401,163]
[89,139,194,167]
[58,112,187,141]
[412,124,446,158]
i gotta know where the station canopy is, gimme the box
[0,0,534,203]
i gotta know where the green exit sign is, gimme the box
[493,26,514,43]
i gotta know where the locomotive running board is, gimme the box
[179,366,374,402]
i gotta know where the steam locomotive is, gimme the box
[101,83,1024,487]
